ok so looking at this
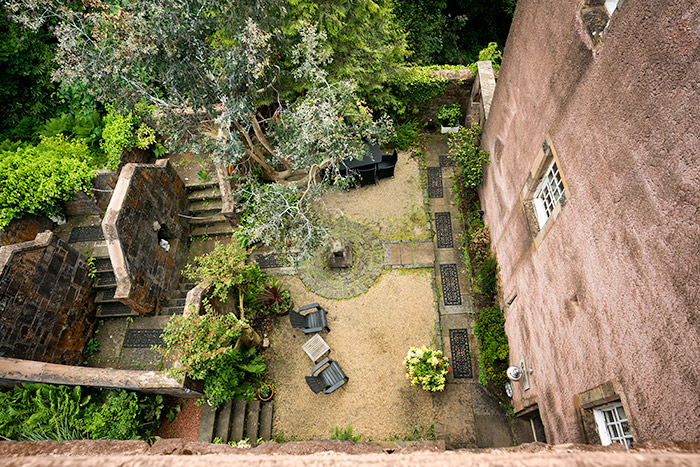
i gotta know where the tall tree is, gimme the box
[7,0,394,251]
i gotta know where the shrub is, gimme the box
[436,103,462,127]
[202,349,266,408]
[182,239,262,303]
[101,105,135,170]
[0,384,164,441]
[467,42,503,75]
[473,306,509,388]
[158,310,246,380]
[390,121,420,149]
[403,346,450,392]
[448,123,490,189]
[478,256,499,297]
[0,383,86,441]
[0,136,96,229]
[469,225,491,266]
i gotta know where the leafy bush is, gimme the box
[159,311,246,380]
[403,346,450,392]
[473,306,509,388]
[373,66,448,122]
[182,239,261,303]
[331,424,361,442]
[0,384,164,441]
[436,103,462,126]
[0,136,96,229]
[467,42,503,75]
[478,255,498,296]
[0,383,86,441]
[448,123,490,189]
[469,225,491,266]
[390,121,420,149]
[257,280,292,316]
[202,349,266,408]
[82,390,165,440]
[101,105,135,170]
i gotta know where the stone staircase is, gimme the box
[197,400,273,444]
[158,281,196,316]
[67,223,138,318]
[186,181,234,238]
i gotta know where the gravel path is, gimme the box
[319,152,428,240]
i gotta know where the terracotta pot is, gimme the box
[257,384,274,402]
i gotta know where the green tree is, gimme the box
[283,0,408,97]
[0,6,57,141]
[8,1,394,252]
[392,0,447,65]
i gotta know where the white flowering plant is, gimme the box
[403,346,450,392]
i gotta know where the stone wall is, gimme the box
[418,70,474,126]
[479,0,700,444]
[0,214,53,246]
[0,232,96,364]
[102,159,189,314]
[62,170,119,217]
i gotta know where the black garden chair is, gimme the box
[305,357,349,394]
[289,303,330,334]
[355,165,378,187]
[377,149,398,179]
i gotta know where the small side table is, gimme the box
[302,334,330,362]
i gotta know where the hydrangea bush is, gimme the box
[403,346,450,392]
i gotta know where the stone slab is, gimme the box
[432,382,477,449]
[400,243,413,265]
[412,242,435,265]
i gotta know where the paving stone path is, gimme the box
[297,218,384,299]
[423,135,531,449]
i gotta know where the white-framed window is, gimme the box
[605,0,619,15]
[593,402,634,448]
[533,159,565,229]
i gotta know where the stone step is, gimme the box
[185,180,218,192]
[96,302,139,318]
[160,306,184,316]
[93,257,113,273]
[197,403,217,443]
[245,400,260,442]
[95,271,116,288]
[95,287,120,304]
[230,400,247,442]
[180,282,197,292]
[259,404,273,442]
[214,400,233,443]
[190,222,234,238]
[189,214,228,227]
[189,198,223,216]
[167,297,186,307]
[71,241,109,259]
[187,186,220,202]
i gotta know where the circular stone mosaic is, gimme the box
[297,219,384,299]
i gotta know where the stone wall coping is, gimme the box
[0,356,199,397]
[0,231,53,278]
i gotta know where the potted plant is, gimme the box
[403,346,450,392]
[257,383,274,401]
[437,103,463,134]
[258,280,293,316]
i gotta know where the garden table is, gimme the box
[302,333,330,363]
[343,143,382,170]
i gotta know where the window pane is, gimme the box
[608,424,620,438]
[616,406,627,420]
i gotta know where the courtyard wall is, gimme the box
[479,0,700,444]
